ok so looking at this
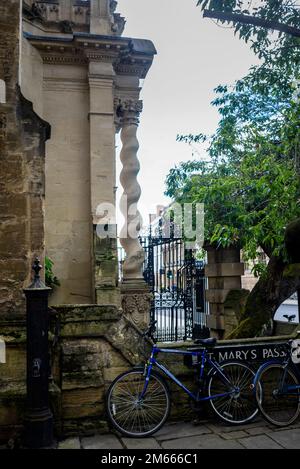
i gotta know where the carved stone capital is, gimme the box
[114,98,143,127]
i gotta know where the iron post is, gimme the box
[23,258,53,448]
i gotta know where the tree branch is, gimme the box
[203,9,300,38]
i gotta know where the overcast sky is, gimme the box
[116,0,259,227]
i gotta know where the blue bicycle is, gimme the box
[106,321,258,437]
[253,334,300,427]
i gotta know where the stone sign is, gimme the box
[187,342,288,367]
[211,343,287,362]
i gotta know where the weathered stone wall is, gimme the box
[0,0,26,318]
[0,304,150,442]
[0,301,297,443]
[0,0,50,318]
[51,305,149,436]
[0,0,51,443]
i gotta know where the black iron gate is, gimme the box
[140,225,209,342]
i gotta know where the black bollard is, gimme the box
[23,258,53,448]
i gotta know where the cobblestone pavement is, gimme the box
[57,417,300,450]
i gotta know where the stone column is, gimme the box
[115,98,152,330]
[204,245,245,339]
[88,59,120,307]
[117,98,144,280]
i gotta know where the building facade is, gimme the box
[0,0,156,442]
[21,0,156,306]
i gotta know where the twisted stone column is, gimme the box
[116,98,145,280]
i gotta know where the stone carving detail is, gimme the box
[32,2,47,17]
[111,13,125,35]
[72,2,90,24]
[115,98,143,127]
[74,6,84,15]
[48,3,59,21]
[116,98,145,280]
[106,0,125,35]
[122,292,152,329]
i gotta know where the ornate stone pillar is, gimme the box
[116,98,144,280]
[115,98,152,330]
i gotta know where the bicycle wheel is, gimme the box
[106,368,170,437]
[208,361,258,424]
[255,363,300,426]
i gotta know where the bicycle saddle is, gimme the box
[193,337,217,347]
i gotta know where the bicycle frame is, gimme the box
[139,346,237,402]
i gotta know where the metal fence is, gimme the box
[140,227,210,342]
[118,223,210,342]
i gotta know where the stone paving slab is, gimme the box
[206,418,266,434]
[121,438,162,449]
[81,434,123,450]
[161,434,244,449]
[155,422,212,441]
[238,435,283,449]
[244,426,271,436]
[221,430,248,440]
[53,419,300,449]
[267,429,300,449]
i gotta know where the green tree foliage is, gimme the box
[165,0,300,336]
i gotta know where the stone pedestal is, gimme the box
[205,245,245,339]
[121,280,152,331]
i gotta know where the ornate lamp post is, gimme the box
[23,258,53,448]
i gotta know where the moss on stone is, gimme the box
[225,317,253,339]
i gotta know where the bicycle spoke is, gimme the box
[107,370,170,437]
[208,362,258,424]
